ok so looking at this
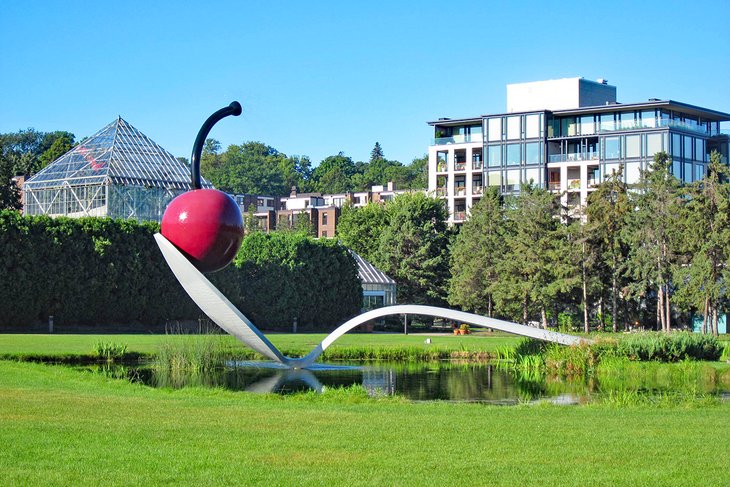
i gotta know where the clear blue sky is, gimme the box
[1,0,729,166]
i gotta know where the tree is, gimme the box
[586,165,630,332]
[0,152,21,210]
[673,151,730,336]
[494,184,572,326]
[374,193,451,305]
[407,155,428,190]
[370,142,384,162]
[623,152,683,332]
[311,153,357,194]
[448,187,504,316]
[205,141,288,195]
[336,201,388,261]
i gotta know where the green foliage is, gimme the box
[336,201,388,260]
[94,342,128,362]
[229,232,362,330]
[0,212,361,330]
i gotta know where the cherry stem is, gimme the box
[191,101,242,189]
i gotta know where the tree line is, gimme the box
[339,151,729,336]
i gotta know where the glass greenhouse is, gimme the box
[352,252,396,310]
[23,117,210,222]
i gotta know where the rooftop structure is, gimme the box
[428,78,730,224]
[23,117,208,222]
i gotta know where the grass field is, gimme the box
[1,359,728,486]
[0,332,522,359]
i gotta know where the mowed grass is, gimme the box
[0,332,521,358]
[1,360,728,486]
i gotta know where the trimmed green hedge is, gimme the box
[0,211,361,330]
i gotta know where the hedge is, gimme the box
[0,211,361,331]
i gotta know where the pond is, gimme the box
[83,360,730,404]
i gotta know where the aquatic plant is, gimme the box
[94,341,128,362]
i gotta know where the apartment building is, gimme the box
[428,77,730,223]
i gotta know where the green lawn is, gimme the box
[1,360,728,486]
[0,332,522,358]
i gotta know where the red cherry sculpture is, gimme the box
[161,189,243,273]
[160,101,244,273]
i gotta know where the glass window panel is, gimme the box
[507,116,521,140]
[672,160,681,178]
[684,136,693,160]
[684,163,693,183]
[626,135,641,158]
[603,163,620,180]
[524,168,540,186]
[580,115,595,135]
[695,164,705,181]
[646,133,664,157]
[642,110,657,128]
[506,169,520,190]
[672,134,682,157]
[487,171,501,187]
[600,113,615,131]
[525,114,540,138]
[488,145,501,167]
[695,139,704,162]
[488,118,502,141]
[506,144,521,165]
[625,162,641,185]
[437,151,447,162]
[525,142,540,164]
[604,137,621,159]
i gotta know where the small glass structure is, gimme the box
[23,117,210,222]
[352,252,396,310]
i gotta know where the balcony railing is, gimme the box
[435,187,447,197]
[453,211,466,221]
[588,178,599,188]
[455,186,467,197]
[548,152,599,163]
[548,181,561,191]
[472,161,483,170]
[472,185,484,196]
[431,133,483,145]
[549,118,716,139]
[454,162,466,171]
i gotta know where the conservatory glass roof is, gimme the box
[25,117,210,190]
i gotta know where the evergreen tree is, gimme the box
[623,152,683,332]
[673,151,730,336]
[586,165,630,332]
[336,201,389,261]
[370,142,384,162]
[448,187,504,317]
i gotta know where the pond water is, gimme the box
[84,360,730,404]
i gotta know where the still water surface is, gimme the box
[86,360,730,404]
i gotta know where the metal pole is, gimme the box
[48,315,54,334]
[403,314,407,335]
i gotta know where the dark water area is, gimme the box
[83,360,730,404]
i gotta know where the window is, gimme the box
[506,144,521,166]
[488,145,501,167]
[671,134,682,158]
[322,213,328,225]
[322,231,327,238]
[487,171,501,187]
[488,118,502,141]
[625,162,641,185]
[672,160,681,178]
[561,117,577,136]
[525,142,540,164]
[604,137,621,159]
[604,163,620,180]
[684,163,693,183]
[646,133,664,157]
[684,136,693,161]
[600,113,615,131]
[525,114,541,138]
[695,164,705,181]
[625,135,641,158]
[641,110,657,128]
[525,168,540,187]
[695,138,705,162]
[437,151,447,163]
[506,170,520,191]
[580,115,595,135]
[506,116,521,140]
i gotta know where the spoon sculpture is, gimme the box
[156,103,587,369]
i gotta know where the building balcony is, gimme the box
[472,161,483,170]
[548,181,561,191]
[453,211,466,221]
[437,163,447,173]
[567,179,582,190]
[548,153,599,163]
[431,134,482,145]
[454,162,466,171]
[472,185,484,196]
[455,187,467,197]
[549,118,714,139]
[435,187,447,197]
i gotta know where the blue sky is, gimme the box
[1,0,729,166]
